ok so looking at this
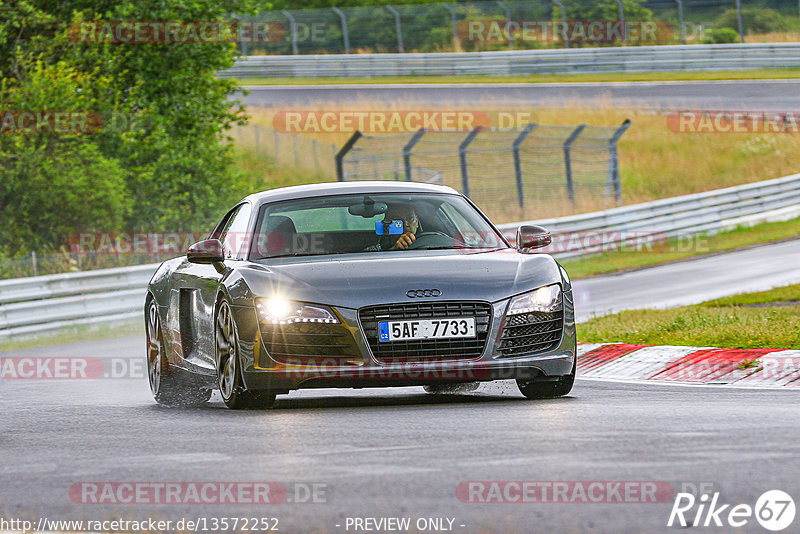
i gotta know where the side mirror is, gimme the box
[187,239,224,264]
[516,225,551,250]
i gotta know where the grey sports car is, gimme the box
[145,181,576,409]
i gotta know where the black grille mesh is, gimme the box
[261,322,361,365]
[359,301,492,364]
[498,309,563,357]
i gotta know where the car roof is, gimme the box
[243,181,462,206]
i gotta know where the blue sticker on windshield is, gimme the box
[376,220,404,236]
[378,322,390,341]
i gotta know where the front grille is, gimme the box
[261,322,361,365]
[359,301,492,364]
[497,310,563,357]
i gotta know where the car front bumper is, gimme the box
[235,294,576,393]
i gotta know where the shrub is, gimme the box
[702,27,740,44]
[714,7,791,35]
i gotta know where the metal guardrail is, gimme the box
[497,172,800,257]
[2,172,799,339]
[220,44,800,78]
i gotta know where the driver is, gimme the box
[364,204,419,251]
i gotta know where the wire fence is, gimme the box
[234,123,339,179]
[336,121,631,222]
[235,0,800,56]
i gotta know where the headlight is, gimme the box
[506,284,562,315]
[255,298,340,325]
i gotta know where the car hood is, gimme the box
[239,249,564,309]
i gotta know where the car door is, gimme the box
[168,202,253,369]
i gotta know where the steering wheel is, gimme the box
[407,231,455,250]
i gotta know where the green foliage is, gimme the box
[0,0,257,258]
[702,27,740,44]
[714,7,791,34]
[560,0,653,22]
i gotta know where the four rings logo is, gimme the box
[406,289,442,298]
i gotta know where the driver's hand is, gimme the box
[390,232,416,250]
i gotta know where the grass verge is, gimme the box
[579,284,800,349]
[562,216,800,279]
[240,102,800,221]
[235,68,800,86]
[0,320,141,352]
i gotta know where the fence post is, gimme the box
[443,4,459,51]
[608,119,631,202]
[293,135,300,166]
[551,0,570,47]
[231,14,248,56]
[563,124,586,203]
[30,251,38,277]
[612,0,626,45]
[273,129,280,158]
[496,1,514,50]
[386,6,404,53]
[282,10,299,54]
[735,0,744,43]
[403,129,427,181]
[459,127,483,198]
[675,0,686,44]
[512,124,535,210]
[331,7,350,53]
[312,139,319,173]
[336,131,363,181]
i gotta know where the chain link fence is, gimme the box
[235,0,800,56]
[335,121,631,221]
[234,123,338,179]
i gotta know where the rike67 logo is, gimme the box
[668,490,795,531]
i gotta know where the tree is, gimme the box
[0,0,256,257]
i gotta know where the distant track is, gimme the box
[238,79,800,110]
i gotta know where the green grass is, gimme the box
[234,68,800,86]
[563,216,800,280]
[579,283,800,349]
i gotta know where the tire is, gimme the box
[215,298,276,410]
[146,298,211,407]
[516,357,576,399]
[423,382,480,394]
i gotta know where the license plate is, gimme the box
[378,317,476,342]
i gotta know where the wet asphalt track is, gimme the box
[238,80,800,111]
[3,240,800,533]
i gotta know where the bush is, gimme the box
[702,27,740,44]
[714,7,791,35]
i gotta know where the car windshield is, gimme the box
[250,192,508,260]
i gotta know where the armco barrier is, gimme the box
[496,173,800,258]
[219,44,800,78]
[1,172,799,339]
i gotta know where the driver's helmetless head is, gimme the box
[385,204,418,234]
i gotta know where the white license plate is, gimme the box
[378,317,476,342]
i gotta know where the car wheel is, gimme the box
[423,382,480,394]
[146,299,211,407]
[516,357,576,399]
[215,299,276,410]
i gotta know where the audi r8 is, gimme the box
[145,181,576,409]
